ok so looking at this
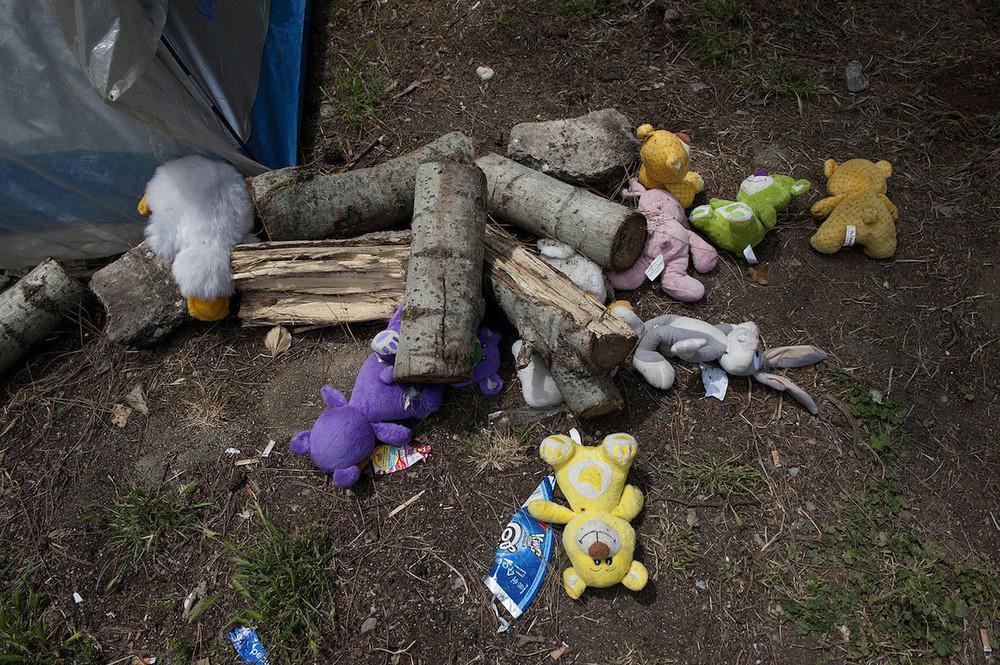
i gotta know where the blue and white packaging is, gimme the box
[228,627,272,665]
[483,475,556,619]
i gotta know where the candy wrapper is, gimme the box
[483,475,555,619]
[371,444,431,475]
[228,627,271,664]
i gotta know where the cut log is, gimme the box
[475,153,646,271]
[248,132,475,240]
[231,231,410,327]
[0,259,86,374]
[548,354,623,419]
[90,244,188,347]
[394,161,487,383]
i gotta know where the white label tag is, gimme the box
[569,428,582,444]
[699,363,729,401]
[644,254,665,281]
[844,225,857,247]
[742,244,759,264]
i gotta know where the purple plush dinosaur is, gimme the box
[291,306,503,487]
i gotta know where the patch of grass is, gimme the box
[687,25,744,69]
[692,0,749,27]
[669,452,763,503]
[649,517,700,578]
[328,44,391,130]
[551,0,631,21]
[766,386,999,661]
[832,369,906,461]
[159,637,195,664]
[90,479,214,591]
[491,4,518,33]
[0,574,96,663]
[468,424,537,475]
[741,57,818,96]
[914,110,1000,143]
[230,509,337,659]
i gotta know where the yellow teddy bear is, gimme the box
[809,158,899,258]
[528,433,648,599]
[635,123,704,208]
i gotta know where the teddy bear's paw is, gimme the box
[633,352,676,390]
[540,434,576,466]
[689,205,712,223]
[622,561,649,591]
[718,202,754,224]
[791,179,811,196]
[371,329,399,359]
[563,568,587,600]
[601,433,638,466]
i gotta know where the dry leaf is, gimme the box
[748,264,769,286]
[264,326,292,358]
[549,645,571,660]
[126,384,149,416]
[111,404,132,428]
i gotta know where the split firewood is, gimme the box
[247,132,475,240]
[231,231,410,327]
[394,161,487,383]
[475,153,646,271]
[485,226,634,417]
[0,259,86,374]
[90,244,188,347]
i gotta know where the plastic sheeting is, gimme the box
[0,0,309,268]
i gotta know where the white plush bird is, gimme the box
[537,238,607,304]
[138,156,254,321]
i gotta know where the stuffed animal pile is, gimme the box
[528,433,648,599]
[809,158,898,258]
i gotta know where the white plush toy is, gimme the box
[537,238,607,303]
[138,155,254,321]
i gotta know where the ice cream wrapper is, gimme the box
[483,475,555,619]
[371,444,431,475]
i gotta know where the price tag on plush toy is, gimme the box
[742,244,759,264]
[699,363,728,401]
[843,225,857,247]
[644,254,665,281]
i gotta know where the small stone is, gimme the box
[476,66,495,81]
[361,617,378,634]
[690,82,708,93]
[788,466,800,477]
[695,580,707,590]
[877,531,889,547]
[804,501,817,512]
[686,508,699,527]
[662,8,681,21]
[845,60,869,93]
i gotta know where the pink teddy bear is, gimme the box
[608,179,719,302]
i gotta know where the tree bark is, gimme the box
[394,161,487,383]
[90,244,188,347]
[475,153,647,271]
[247,132,475,240]
[0,259,86,374]
[548,354,623,419]
[231,232,410,327]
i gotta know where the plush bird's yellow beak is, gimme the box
[137,195,150,216]
[187,296,230,321]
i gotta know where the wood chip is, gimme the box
[549,644,571,660]
[771,449,782,468]
[261,439,276,458]
[982,627,993,653]
[234,458,259,467]
[748,264,769,286]
[111,404,132,428]
[387,490,425,519]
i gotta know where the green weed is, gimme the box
[491,4,518,33]
[329,44,391,130]
[90,479,214,591]
[0,574,96,663]
[230,509,337,659]
[692,0,749,27]
[742,57,818,96]
[552,0,631,20]
[831,369,906,461]
[650,517,700,578]
[669,451,763,503]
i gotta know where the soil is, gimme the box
[2,1,999,664]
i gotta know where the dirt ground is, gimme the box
[2,1,998,663]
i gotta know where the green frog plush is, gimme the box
[690,170,811,256]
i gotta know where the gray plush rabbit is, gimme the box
[633,315,826,414]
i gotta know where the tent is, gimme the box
[0,0,311,268]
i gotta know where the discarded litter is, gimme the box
[228,627,271,665]
[260,439,276,458]
[72,592,83,604]
[483,475,556,622]
[371,444,431,475]
[699,363,728,401]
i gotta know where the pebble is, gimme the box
[695,580,707,590]
[845,60,869,93]
[690,82,708,93]
[804,501,817,512]
[360,617,377,634]
[476,66,495,81]
[663,8,681,22]
[788,466,800,477]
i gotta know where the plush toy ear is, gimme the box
[823,159,839,178]
[876,160,892,178]
[621,178,646,199]
[636,123,654,141]
[321,385,347,408]
[539,434,576,468]
[674,132,690,145]
[600,433,638,468]
[290,430,311,454]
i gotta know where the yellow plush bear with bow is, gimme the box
[809,158,899,258]
[635,123,704,208]
[528,433,648,599]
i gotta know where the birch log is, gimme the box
[247,132,475,240]
[476,153,646,271]
[485,226,634,417]
[0,259,85,374]
[394,161,487,383]
[231,231,410,327]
